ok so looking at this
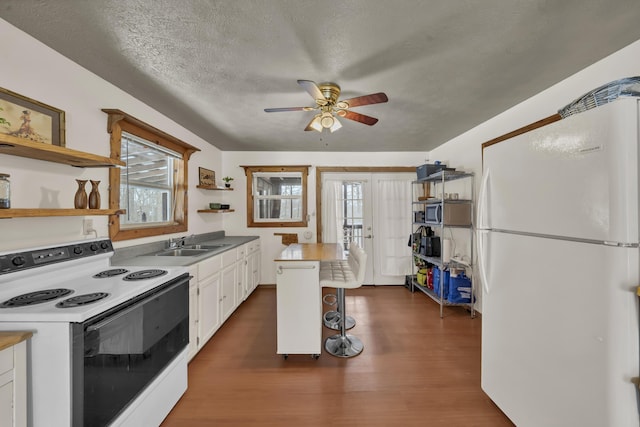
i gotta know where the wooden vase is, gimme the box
[88,180,101,209]
[74,179,88,209]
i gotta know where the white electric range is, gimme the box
[0,238,190,427]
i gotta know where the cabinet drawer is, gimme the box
[236,244,246,260]
[222,250,236,268]
[247,239,260,253]
[198,254,222,280]
[0,346,12,377]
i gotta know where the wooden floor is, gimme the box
[161,285,514,427]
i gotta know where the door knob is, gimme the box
[364,235,372,239]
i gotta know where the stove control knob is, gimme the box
[89,243,99,251]
[11,256,26,266]
[73,246,83,255]
[100,242,109,250]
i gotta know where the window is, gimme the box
[104,109,200,241]
[242,165,309,227]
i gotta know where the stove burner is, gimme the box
[56,292,110,308]
[0,288,74,308]
[93,268,129,278]
[123,269,167,281]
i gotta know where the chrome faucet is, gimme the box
[168,234,194,249]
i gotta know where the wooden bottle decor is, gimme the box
[88,180,101,209]
[74,179,88,209]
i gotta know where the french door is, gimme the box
[321,172,413,285]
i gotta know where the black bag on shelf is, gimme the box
[425,236,441,257]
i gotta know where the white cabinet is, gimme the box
[236,244,247,303]
[275,261,322,357]
[0,334,29,427]
[221,266,237,322]
[198,271,221,346]
[187,238,261,361]
[188,254,222,359]
[246,239,261,296]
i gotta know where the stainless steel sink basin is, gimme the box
[183,244,229,250]
[155,248,209,257]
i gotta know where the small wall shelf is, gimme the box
[197,209,235,214]
[0,208,125,219]
[196,185,233,191]
[0,134,125,168]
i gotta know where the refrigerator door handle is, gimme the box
[477,168,490,229]
[476,229,490,294]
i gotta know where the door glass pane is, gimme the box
[342,182,365,250]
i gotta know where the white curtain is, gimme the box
[321,179,344,243]
[374,178,413,276]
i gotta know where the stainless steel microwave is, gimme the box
[425,202,471,226]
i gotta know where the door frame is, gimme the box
[315,166,415,243]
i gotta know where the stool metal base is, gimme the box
[324,334,364,358]
[323,310,355,330]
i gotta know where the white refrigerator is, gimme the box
[477,97,640,426]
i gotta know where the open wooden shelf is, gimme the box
[0,208,125,219]
[197,209,235,214]
[196,185,233,191]
[0,134,125,168]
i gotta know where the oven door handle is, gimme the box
[86,276,190,333]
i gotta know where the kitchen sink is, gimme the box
[182,244,230,250]
[155,248,210,257]
[152,243,230,257]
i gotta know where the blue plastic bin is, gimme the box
[448,272,472,303]
[432,267,450,299]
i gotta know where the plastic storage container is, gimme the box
[432,266,450,299]
[447,272,472,303]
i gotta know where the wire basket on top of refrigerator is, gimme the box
[558,76,640,118]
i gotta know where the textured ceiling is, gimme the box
[2,0,640,152]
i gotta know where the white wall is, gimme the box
[0,18,225,251]
[428,38,640,312]
[221,151,427,283]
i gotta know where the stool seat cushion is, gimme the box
[320,243,367,290]
[320,265,357,287]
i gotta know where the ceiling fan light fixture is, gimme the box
[320,112,335,129]
[329,116,342,133]
[309,114,323,132]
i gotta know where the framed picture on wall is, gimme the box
[0,87,66,147]
[198,167,215,188]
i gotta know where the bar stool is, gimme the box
[322,242,356,331]
[321,244,367,358]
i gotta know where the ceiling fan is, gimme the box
[264,80,388,132]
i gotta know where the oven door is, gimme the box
[71,273,190,427]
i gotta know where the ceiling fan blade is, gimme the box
[264,107,315,112]
[337,110,379,126]
[340,92,388,108]
[297,80,325,101]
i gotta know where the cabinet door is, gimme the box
[198,272,221,347]
[221,263,237,321]
[236,258,247,303]
[275,261,321,354]
[0,380,12,427]
[249,250,261,294]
